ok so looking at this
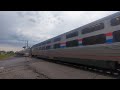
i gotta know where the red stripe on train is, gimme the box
[78,39,83,41]
[60,42,66,44]
[106,32,113,36]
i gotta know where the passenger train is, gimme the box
[31,12,120,70]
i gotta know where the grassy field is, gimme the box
[0,53,15,60]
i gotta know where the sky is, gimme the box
[0,11,118,51]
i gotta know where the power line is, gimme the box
[0,39,29,48]
[0,39,39,48]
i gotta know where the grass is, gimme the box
[0,53,15,60]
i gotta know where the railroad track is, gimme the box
[35,57,120,79]
[55,62,120,79]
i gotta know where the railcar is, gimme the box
[17,48,31,57]
[31,12,120,70]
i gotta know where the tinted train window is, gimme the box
[66,31,78,39]
[113,30,120,42]
[66,40,79,47]
[82,28,90,34]
[42,42,46,45]
[46,46,51,49]
[46,40,51,44]
[82,34,106,45]
[81,23,104,34]
[53,43,60,49]
[54,37,61,42]
[111,16,120,26]
[39,43,42,46]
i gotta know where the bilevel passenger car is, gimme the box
[31,12,120,70]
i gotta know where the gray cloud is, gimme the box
[29,18,36,23]
[0,11,118,51]
[17,12,25,17]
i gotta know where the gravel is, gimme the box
[0,57,115,79]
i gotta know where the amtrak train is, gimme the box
[31,12,120,70]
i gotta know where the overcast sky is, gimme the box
[0,11,118,51]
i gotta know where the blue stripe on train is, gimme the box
[106,39,113,43]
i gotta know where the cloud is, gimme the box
[0,11,118,51]
[17,12,25,17]
[29,18,36,23]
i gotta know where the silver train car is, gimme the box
[31,12,120,70]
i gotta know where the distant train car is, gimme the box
[17,48,31,57]
[16,50,25,56]
[31,12,120,70]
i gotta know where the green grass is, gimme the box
[0,53,15,60]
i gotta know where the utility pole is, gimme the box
[20,40,28,49]
[26,40,28,49]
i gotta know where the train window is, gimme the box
[46,40,51,44]
[38,43,42,46]
[42,42,46,45]
[53,43,60,49]
[111,16,120,26]
[113,30,120,42]
[81,23,104,34]
[41,43,44,45]
[46,46,51,50]
[66,40,79,47]
[81,28,90,34]
[54,37,61,42]
[82,34,106,45]
[66,31,78,39]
